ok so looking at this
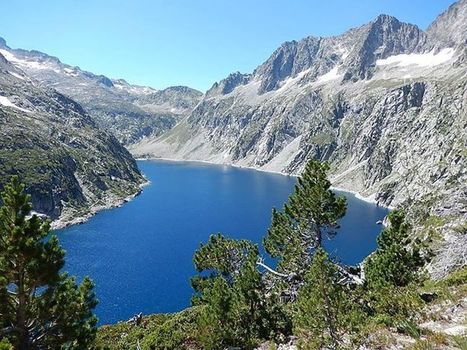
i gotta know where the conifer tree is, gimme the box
[294,248,361,350]
[264,160,346,278]
[363,210,425,326]
[0,177,98,350]
[364,210,424,288]
[192,234,290,349]
[197,277,235,348]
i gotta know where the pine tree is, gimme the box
[197,277,235,349]
[264,160,346,278]
[192,234,290,349]
[294,248,361,350]
[364,210,424,289]
[192,234,261,348]
[0,177,98,350]
[363,210,425,326]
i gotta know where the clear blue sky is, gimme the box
[0,0,456,91]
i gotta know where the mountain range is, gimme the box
[0,52,145,227]
[0,34,204,227]
[0,39,202,145]
[0,0,465,274]
[130,0,467,276]
[132,5,466,202]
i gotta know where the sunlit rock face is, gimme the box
[131,2,467,276]
[0,52,145,226]
[0,40,203,146]
[0,0,465,275]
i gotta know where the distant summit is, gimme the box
[0,37,202,145]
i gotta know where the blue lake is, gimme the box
[56,160,388,325]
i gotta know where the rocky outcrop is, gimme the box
[427,0,467,46]
[202,13,430,98]
[0,55,145,227]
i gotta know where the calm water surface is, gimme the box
[56,160,388,325]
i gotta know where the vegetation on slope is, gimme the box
[0,177,98,349]
[1,161,464,349]
[96,159,465,349]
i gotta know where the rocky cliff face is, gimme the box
[0,54,145,227]
[0,42,203,145]
[427,0,467,47]
[132,1,467,275]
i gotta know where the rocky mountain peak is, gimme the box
[368,13,427,53]
[0,40,203,145]
[163,85,201,94]
[342,14,428,81]
[206,71,251,97]
[132,2,466,248]
[96,75,114,87]
[427,0,467,46]
[252,36,324,94]
[372,13,401,27]
[205,12,432,97]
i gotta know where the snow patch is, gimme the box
[376,48,455,67]
[0,96,30,113]
[277,69,311,91]
[316,66,341,83]
[8,71,24,80]
[338,47,349,60]
[114,83,154,95]
[0,49,60,73]
[0,49,16,62]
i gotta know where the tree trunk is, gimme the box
[16,268,29,350]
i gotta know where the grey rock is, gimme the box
[0,56,145,225]
[132,1,467,276]
[0,40,202,145]
[427,0,467,46]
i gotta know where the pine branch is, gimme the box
[256,259,289,278]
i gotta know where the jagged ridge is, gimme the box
[131,1,467,276]
[0,41,203,145]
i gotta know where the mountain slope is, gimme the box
[0,40,203,145]
[0,53,145,227]
[131,1,467,276]
[427,0,467,46]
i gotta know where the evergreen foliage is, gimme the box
[192,234,290,349]
[263,160,346,277]
[362,210,426,329]
[365,210,424,288]
[96,160,445,349]
[0,177,98,350]
[294,248,362,350]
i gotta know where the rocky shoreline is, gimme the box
[51,179,150,230]
[135,156,392,208]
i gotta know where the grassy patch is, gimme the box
[96,307,203,350]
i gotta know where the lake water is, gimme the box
[56,160,388,325]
